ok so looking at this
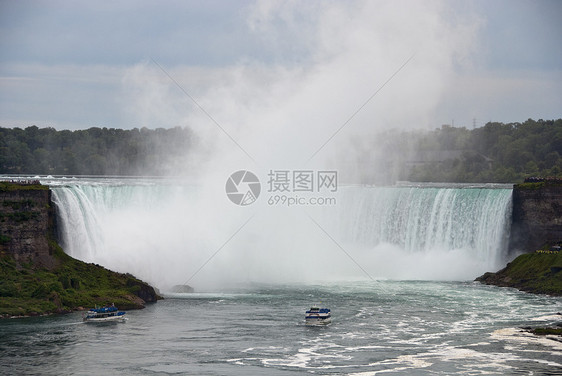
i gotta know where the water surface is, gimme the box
[1,281,561,375]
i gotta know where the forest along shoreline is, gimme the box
[0,180,161,318]
[1,119,561,184]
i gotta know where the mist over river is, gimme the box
[1,177,560,375]
[48,177,513,290]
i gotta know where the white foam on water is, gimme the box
[531,314,562,322]
[256,340,352,370]
[491,327,562,354]
[348,354,433,376]
[344,345,389,351]
[161,292,264,300]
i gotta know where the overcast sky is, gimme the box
[0,0,561,132]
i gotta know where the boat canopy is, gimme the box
[306,308,330,314]
[89,306,118,313]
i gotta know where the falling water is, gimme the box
[333,186,512,263]
[50,179,513,288]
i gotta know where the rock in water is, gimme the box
[170,285,195,293]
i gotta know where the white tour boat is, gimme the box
[83,305,127,323]
[305,306,331,325]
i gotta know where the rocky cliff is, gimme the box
[476,252,562,296]
[0,181,160,317]
[478,179,562,296]
[509,180,562,254]
[0,181,56,268]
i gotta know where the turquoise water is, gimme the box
[1,281,561,375]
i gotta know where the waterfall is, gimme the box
[333,186,512,264]
[50,180,513,288]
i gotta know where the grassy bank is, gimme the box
[0,241,159,318]
[0,180,49,191]
[476,252,562,296]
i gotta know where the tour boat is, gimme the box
[305,306,331,325]
[83,305,127,323]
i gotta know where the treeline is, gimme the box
[406,118,562,183]
[0,126,194,176]
[1,119,561,182]
[347,118,562,184]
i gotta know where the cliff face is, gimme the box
[1,182,160,317]
[509,182,562,254]
[0,183,56,269]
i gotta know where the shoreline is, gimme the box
[475,252,562,297]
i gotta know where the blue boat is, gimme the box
[305,306,331,325]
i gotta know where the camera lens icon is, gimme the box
[225,170,261,206]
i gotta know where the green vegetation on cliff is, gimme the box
[476,252,562,296]
[0,181,48,191]
[0,241,159,317]
[514,179,562,190]
[529,326,562,336]
[0,181,161,317]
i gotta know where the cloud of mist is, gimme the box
[106,0,489,289]
[122,1,481,174]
